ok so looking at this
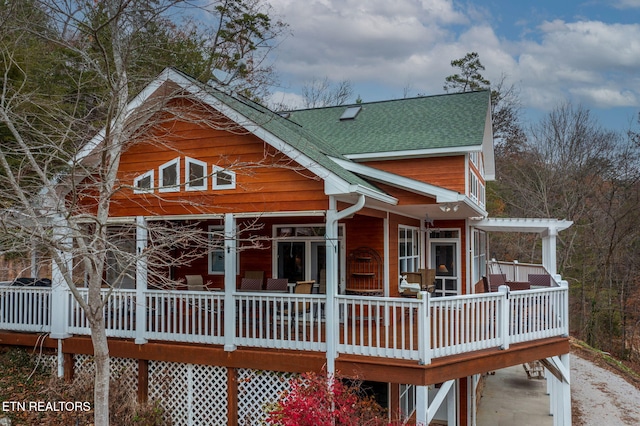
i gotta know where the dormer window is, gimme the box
[212,166,235,190]
[133,170,154,193]
[159,158,180,192]
[185,157,207,191]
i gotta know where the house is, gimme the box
[0,68,572,425]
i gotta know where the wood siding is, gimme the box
[98,102,329,217]
[363,156,466,194]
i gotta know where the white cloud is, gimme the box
[265,0,640,127]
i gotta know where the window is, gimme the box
[472,230,487,285]
[106,225,136,289]
[212,166,236,190]
[273,225,344,285]
[399,226,420,273]
[133,170,154,193]
[340,106,361,120]
[159,158,180,192]
[209,225,225,274]
[185,157,207,191]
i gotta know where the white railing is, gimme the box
[234,292,326,351]
[429,292,504,359]
[336,295,422,361]
[0,286,51,332]
[144,290,224,344]
[68,289,137,338]
[508,286,568,344]
[487,260,556,284]
[0,283,569,365]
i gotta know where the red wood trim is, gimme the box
[227,367,238,426]
[64,352,74,383]
[138,359,148,404]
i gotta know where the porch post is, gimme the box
[541,227,558,275]
[50,215,71,339]
[325,198,339,375]
[498,285,510,350]
[223,213,237,352]
[325,194,366,375]
[135,216,148,344]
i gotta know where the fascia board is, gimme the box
[330,157,461,203]
[343,145,480,161]
[483,102,496,180]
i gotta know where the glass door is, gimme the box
[430,241,459,297]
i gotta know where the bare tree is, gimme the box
[0,1,286,424]
[301,76,354,108]
[490,103,640,356]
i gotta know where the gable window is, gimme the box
[185,157,207,191]
[133,170,154,193]
[212,166,236,190]
[159,158,180,192]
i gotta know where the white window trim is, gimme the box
[185,157,207,191]
[399,225,421,274]
[133,170,154,194]
[159,157,180,193]
[212,166,236,190]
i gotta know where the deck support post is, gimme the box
[50,215,71,339]
[417,380,455,425]
[223,213,237,352]
[547,353,571,426]
[135,216,148,344]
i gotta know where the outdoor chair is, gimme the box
[240,278,263,291]
[185,275,204,291]
[266,278,288,292]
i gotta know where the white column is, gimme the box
[50,215,71,339]
[135,216,148,344]
[223,213,237,352]
[325,201,339,375]
[416,385,428,426]
[447,380,457,425]
[542,227,558,275]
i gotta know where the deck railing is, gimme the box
[0,282,569,364]
[0,286,51,332]
[487,260,556,284]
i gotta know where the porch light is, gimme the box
[439,203,460,212]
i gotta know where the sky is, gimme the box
[265,0,640,133]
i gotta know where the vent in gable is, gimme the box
[340,106,361,120]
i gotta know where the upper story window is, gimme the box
[133,170,154,193]
[213,166,236,190]
[185,157,207,191]
[159,158,180,193]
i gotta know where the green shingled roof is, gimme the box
[285,91,491,156]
